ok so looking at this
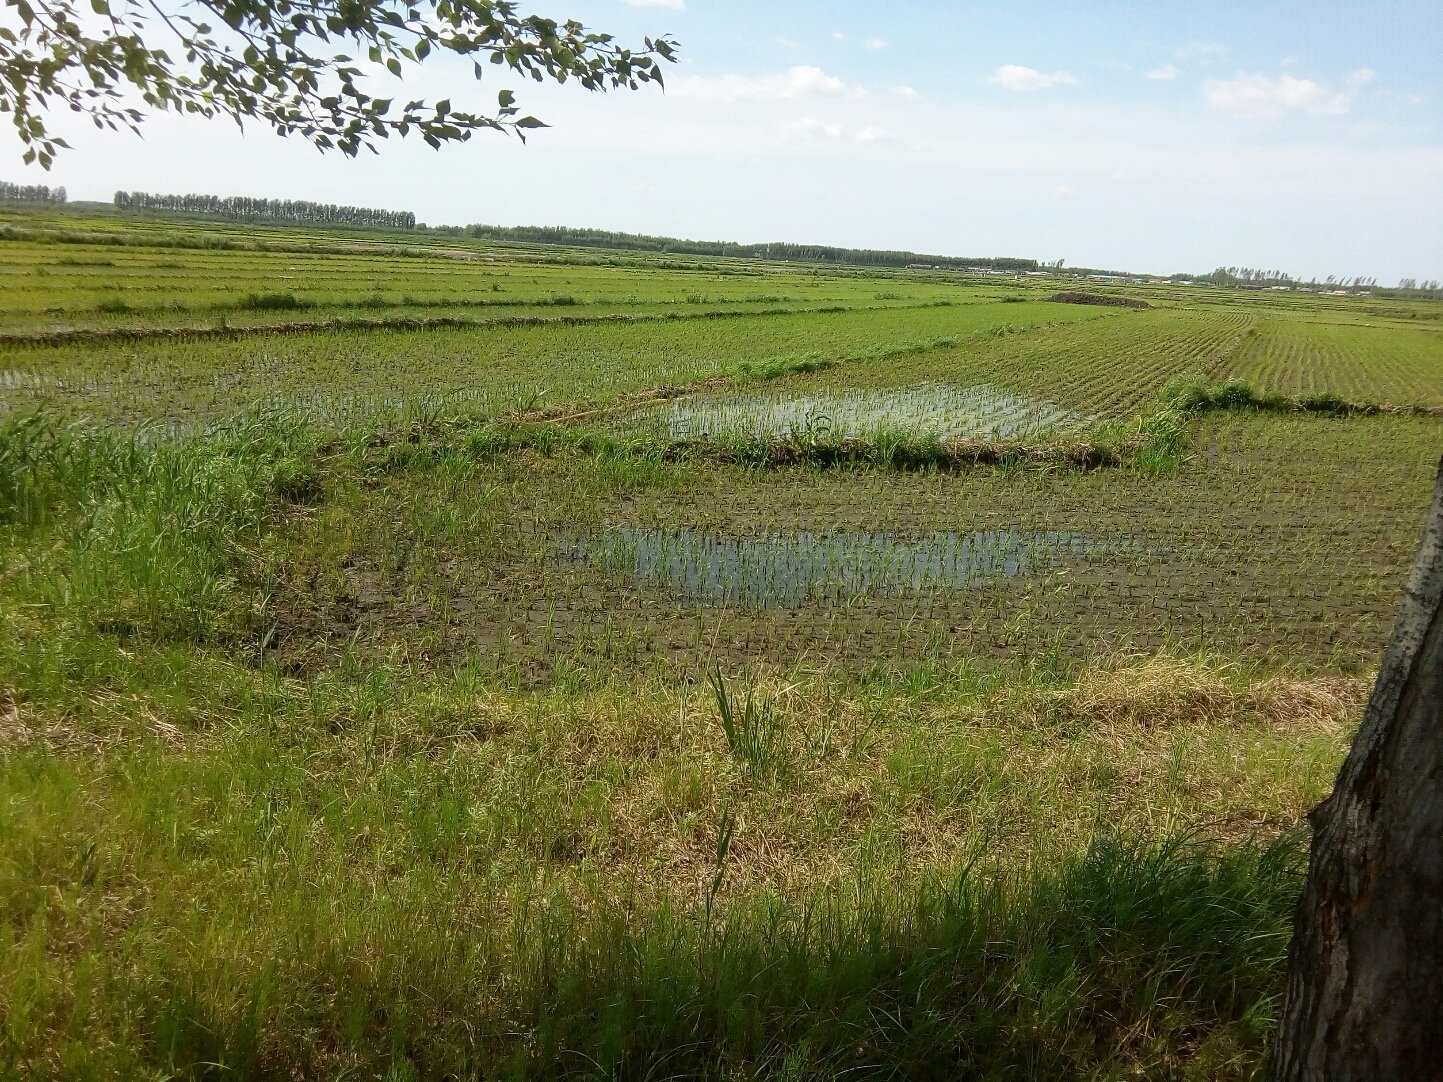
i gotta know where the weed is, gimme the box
[238,290,307,311]
[1162,376,1387,417]
[711,666,788,775]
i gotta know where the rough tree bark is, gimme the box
[1273,458,1443,1081]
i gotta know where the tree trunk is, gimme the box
[1273,458,1443,1081]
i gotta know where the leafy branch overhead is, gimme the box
[0,0,678,167]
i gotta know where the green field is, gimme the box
[3,209,1442,1079]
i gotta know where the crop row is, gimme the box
[0,300,1100,426]
[0,240,970,333]
[260,411,1439,680]
[1226,317,1443,404]
[694,309,1258,419]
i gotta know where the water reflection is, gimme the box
[624,383,1089,442]
[554,527,1119,607]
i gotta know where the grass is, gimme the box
[0,302,1097,428]
[0,812,1307,1079]
[1,545,1354,1078]
[2,206,1441,1079]
[238,289,308,311]
[710,666,789,775]
[1162,373,1443,416]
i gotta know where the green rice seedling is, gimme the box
[710,666,788,775]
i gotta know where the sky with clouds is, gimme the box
[5,0,1441,280]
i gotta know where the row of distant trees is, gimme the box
[0,180,67,204]
[1196,265,1443,297]
[1200,266,1382,289]
[113,190,415,229]
[431,222,1039,272]
[1395,278,1443,298]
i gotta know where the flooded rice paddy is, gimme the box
[553,527,1122,607]
[622,383,1091,442]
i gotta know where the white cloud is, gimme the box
[1054,185,1078,198]
[1204,73,1352,119]
[891,86,920,100]
[1145,64,1180,81]
[787,117,845,139]
[864,37,887,50]
[1176,42,1228,63]
[1347,68,1377,87]
[832,31,845,41]
[785,118,895,145]
[620,0,684,7]
[672,66,858,102]
[988,65,1079,92]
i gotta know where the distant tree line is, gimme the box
[428,222,1038,272]
[1393,278,1443,300]
[1194,266,1405,294]
[113,191,415,229]
[0,180,67,204]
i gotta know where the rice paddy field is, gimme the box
[3,206,1442,1080]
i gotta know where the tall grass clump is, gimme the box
[0,410,319,646]
[733,351,838,381]
[1162,375,1380,416]
[236,290,307,311]
[1099,407,1190,475]
[710,666,788,775]
[0,829,1303,1079]
[486,833,1302,1079]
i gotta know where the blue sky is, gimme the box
[5,0,1441,279]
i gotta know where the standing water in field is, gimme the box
[621,383,1090,442]
[553,528,1121,607]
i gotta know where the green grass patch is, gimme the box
[237,289,309,311]
[1160,375,1443,417]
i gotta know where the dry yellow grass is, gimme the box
[1038,653,1366,731]
[2,653,1362,907]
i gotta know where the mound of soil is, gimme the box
[1049,291,1151,310]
